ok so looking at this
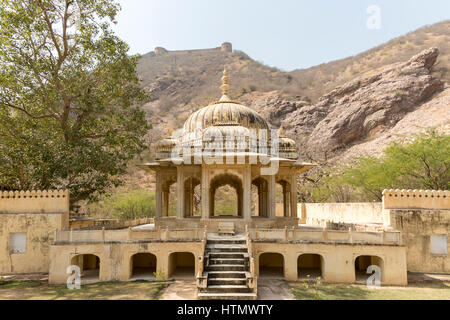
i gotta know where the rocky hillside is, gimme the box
[128,21,450,189]
[290,21,450,102]
[281,47,445,160]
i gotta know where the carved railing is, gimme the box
[54,226,204,244]
[196,226,208,289]
[245,225,258,294]
[250,227,401,245]
[69,217,154,230]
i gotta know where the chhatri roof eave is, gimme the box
[292,162,318,174]
[137,160,317,174]
[145,155,315,164]
[293,161,317,167]
[137,162,179,172]
[136,163,160,173]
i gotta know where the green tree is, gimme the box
[89,190,156,220]
[0,0,150,203]
[299,130,449,203]
[341,130,449,200]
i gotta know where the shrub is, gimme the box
[89,190,156,220]
[348,131,448,199]
[394,90,404,97]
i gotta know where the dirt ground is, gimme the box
[0,272,449,300]
[0,279,168,300]
[290,273,450,300]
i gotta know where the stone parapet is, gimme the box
[0,190,69,214]
[382,189,449,210]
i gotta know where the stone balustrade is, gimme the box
[55,223,402,245]
[250,227,401,245]
[69,217,154,230]
[54,227,204,244]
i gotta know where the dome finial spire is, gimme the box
[220,68,231,99]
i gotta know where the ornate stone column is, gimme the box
[267,175,276,219]
[162,189,169,217]
[176,167,184,219]
[290,174,298,218]
[242,165,252,221]
[283,186,289,217]
[201,167,210,221]
[155,171,162,218]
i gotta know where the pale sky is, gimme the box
[112,0,450,71]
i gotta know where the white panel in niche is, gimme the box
[430,235,448,255]
[10,233,27,254]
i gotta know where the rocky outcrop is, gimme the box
[280,47,443,157]
[337,85,450,162]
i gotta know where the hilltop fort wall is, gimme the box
[149,42,233,56]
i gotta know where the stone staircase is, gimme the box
[197,234,257,300]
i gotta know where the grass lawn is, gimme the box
[0,280,169,300]
[290,281,450,300]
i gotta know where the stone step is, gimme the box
[206,244,247,252]
[209,258,245,265]
[208,278,247,286]
[206,271,248,279]
[208,252,247,259]
[205,285,252,293]
[207,264,246,272]
[207,239,246,245]
[197,292,257,300]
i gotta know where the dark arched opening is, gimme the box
[259,253,284,278]
[168,252,195,279]
[70,254,100,283]
[354,255,384,284]
[298,254,324,281]
[130,253,157,280]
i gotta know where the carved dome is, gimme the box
[155,137,177,160]
[203,122,250,138]
[277,127,298,160]
[183,69,269,133]
[183,100,269,133]
[154,70,299,162]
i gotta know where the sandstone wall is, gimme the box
[298,202,383,225]
[0,190,69,274]
[387,209,450,273]
[49,241,203,284]
[381,189,450,273]
[253,242,407,285]
[296,189,449,274]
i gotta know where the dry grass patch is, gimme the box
[0,280,169,300]
[290,281,450,300]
